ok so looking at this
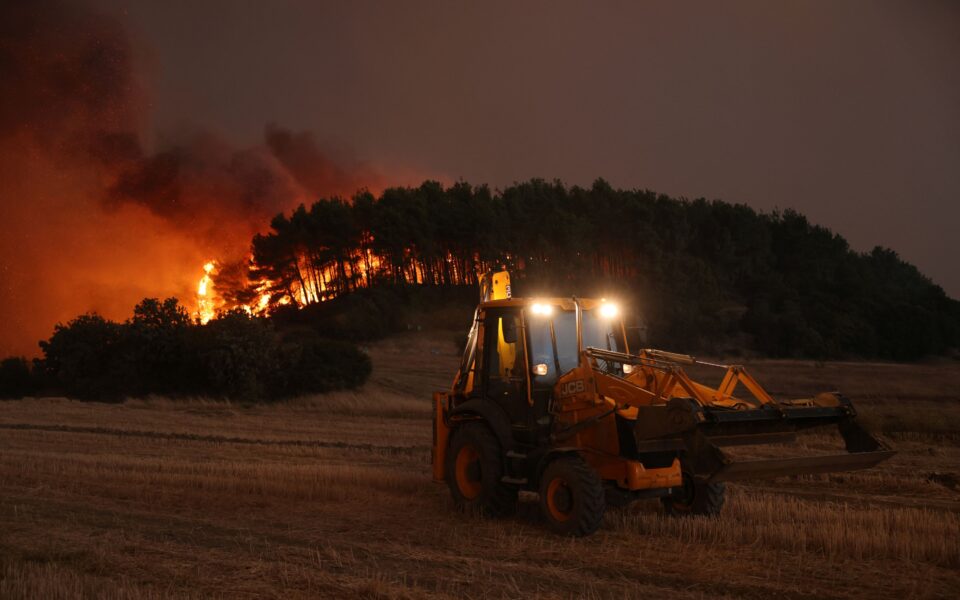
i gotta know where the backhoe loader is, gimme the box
[432,270,894,535]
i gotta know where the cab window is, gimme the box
[582,308,627,353]
[484,311,525,400]
[525,309,578,385]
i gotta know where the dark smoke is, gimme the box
[0,0,386,357]
[104,126,380,239]
[265,126,380,200]
[0,0,143,148]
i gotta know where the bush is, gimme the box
[37,314,125,400]
[0,357,34,399]
[196,309,281,401]
[276,335,372,397]
[34,299,372,402]
[272,286,405,341]
[119,298,196,396]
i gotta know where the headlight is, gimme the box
[599,302,619,319]
[530,302,554,316]
[622,364,634,374]
[533,363,549,376]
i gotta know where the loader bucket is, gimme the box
[632,397,895,483]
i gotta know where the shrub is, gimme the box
[196,309,281,401]
[0,357,34,399]
[272,286,405,341]
[33,300,372,402]
[119,298,196,396]
[276,334,372,397]
[37,314,125,401]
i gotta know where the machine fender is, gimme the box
[533,447,583,482]
[449,399,515,452]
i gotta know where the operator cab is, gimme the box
[466,298,630,444]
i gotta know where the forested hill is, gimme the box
[238,179,959,360]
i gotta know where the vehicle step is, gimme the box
[501,476,528,485]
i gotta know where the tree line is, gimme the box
[231,179,960,360]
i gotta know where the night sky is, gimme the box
[1,1,958,357]
[98,0,960,297]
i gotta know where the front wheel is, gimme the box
[539,454,606,536]
[445,423,517,516]
[661,471,725,516]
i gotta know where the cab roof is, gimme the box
[479,297,609,311]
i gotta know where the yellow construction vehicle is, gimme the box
[432,270,894,535]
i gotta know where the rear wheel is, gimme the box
[661,471,725,516]
[445,422,517,516]
[539,455,605,536]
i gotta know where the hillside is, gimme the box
[228,179,960,360]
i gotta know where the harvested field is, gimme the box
[1,333,959,598]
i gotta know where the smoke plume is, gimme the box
[0,0,384,357]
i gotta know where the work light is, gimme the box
[530,302,553,316]
[599,302,619,319]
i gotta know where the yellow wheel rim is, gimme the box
[454,445,482,500]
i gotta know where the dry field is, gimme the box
[1,334,959,599]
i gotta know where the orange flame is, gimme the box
[196,261,216,324]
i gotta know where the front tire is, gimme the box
[661,471,725,516]
[445,422,517,516]
[539,454,605,536]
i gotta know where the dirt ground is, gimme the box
[1,333,959,599]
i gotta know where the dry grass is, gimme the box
[1,332,959,599]
[0,557,205,600]
[1,450,425,504]
[282,389,432,419]
[612,490,960,566]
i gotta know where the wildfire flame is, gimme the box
[195,258,276,323]
[193,243,393,323]
[197,261,216,324]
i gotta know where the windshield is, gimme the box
[525,306,627,386]
[582,308,626,353]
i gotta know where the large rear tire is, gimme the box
[445,422,518,517]
[661,471,725,516]
[539,454,605,536]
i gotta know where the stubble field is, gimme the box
[1,334,959,599]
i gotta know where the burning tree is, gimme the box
[232,183,504,311]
